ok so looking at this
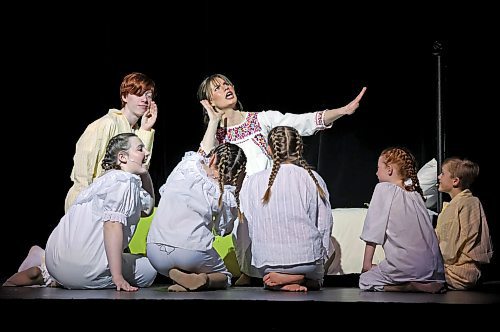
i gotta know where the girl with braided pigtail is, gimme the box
[262,127,326,204]
[239,126,333,292]
[359,147,446,293]
[147,142,247,292]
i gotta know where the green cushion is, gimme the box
[128,208,155,255]
[213,234,241,277]
[128,209,241,277]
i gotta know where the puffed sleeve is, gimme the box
[101,175,141,226]
[360,183,397,245]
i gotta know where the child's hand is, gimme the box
[361,263,377,273]
[112,275,138,292]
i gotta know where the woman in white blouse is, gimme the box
[239,126,333,292]
[147,143,247,292]
[3,133,158,291]
[197,73,365,285]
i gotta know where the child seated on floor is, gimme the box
[146,142,247,292]
[4,133,157,291]
[2,245,57,287]
[359,147,446,293]
[239,126,333,292]
[436,157,493,290]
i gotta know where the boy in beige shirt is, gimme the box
[436,157,493,290]
[65,72,158,211]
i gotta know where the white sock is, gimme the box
[18,245,45,272]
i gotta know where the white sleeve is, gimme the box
[360,183,397,245]
[214,185,238,236]
[101,178,139,226]
[238,176,255,218]
[259,110,332,137]
[315,174,334,260]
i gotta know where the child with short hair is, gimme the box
[436,157,493,290]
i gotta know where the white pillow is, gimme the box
[327,208,385,275]
[417,158,438,209]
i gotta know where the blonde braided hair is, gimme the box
[209,143,247,215]
[263,126,326,204]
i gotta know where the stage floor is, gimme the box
[2,282,499,328]
[1,283,499,304]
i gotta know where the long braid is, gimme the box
[297,158,327,202]
[233,162,247,221]
[403,152,424,199]
[263,126,326,204]
[293,131,326,202]
[216,150,229,208]
[262,128,285,204]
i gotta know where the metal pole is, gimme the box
[432,41,445,213]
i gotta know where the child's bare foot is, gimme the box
[234,273,252,286]
[408,282,447,294]
[2,280,16,287]
[280,284,308,292]
[384,282,446,294]
[263,272,304,287]
[168,284,188,292]
[168,269,209,291]
[2,266,44,287]
[265,283,308,292]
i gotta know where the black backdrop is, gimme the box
[4,3,498,281]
